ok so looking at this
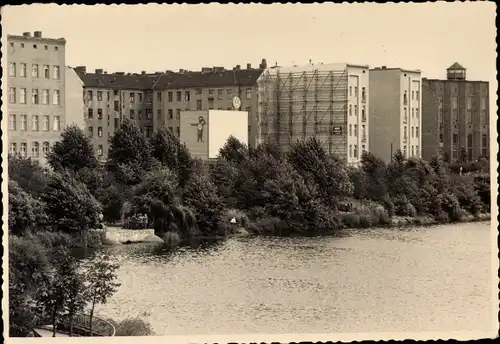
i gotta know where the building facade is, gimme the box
[65,66,86,129]
[257,62,370,164]
[369,66,422,163]
[6,31,67,166]
[421,63,490,162]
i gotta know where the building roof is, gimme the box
[154,68,264,90]
[76,71,164,90]
[447,62,466,70]
[7,34,66,44]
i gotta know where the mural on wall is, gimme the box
[191,116,207,142]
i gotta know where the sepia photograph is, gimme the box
[1,2,498,343]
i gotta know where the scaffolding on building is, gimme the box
[257,65,349,160]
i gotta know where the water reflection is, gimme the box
[95,222,495,336]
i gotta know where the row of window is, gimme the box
[349,86,367,102]
[9,62,61,79]
[403,90,420,104]
[403,107,420,123]
[9,87,61,105]
[86,90,151,103]
[9,114,60,131]
[9,41,59,51]
[9,141,51,158]
[403,125,420,140]
[348,144,367,159]
[348,104,367,120]
[348,124,367,140]
[402,145,421,158]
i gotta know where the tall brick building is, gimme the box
[421,63,490,162]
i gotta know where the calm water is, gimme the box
[96,222,496,336]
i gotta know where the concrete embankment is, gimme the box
[100,228,164,245]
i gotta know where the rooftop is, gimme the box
[7,31,66,44]
[447,62,466,70]
[370,66,422,73]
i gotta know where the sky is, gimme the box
[2,3,496,82]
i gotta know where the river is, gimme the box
[95,222,497,337]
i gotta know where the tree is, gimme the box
[360,151,388,201]
[218,136,249,165]
[82,252,121,336]
[8,154,49,198]
[106,119,154,183]
[42,171,102,234]
[150,127,180,169]
[9,180,49,236]
[47,125,99,173]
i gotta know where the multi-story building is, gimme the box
[421,63,490,162]
[152,60,266,148]
[6,31,70,165]
[65,66,86,129]
[75,67,163,160]
[257,62,370,164]
[369,66,422,162]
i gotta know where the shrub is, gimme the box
[109,317,155,336]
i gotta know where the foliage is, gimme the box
[218,135,249,165]
[360,151,388,201]
[8,154,49,198]
[47,125,99,173]
[41,171,102,234]
[8,180,49,236]
[108,317,155,336]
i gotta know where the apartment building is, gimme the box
[369,66,422,162]
[75,67,163,160]
[6,31,68,166]
[257,62,370,164]
[421,63,490,162]
[152,60,266,148]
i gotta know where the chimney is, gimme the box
[22,32,31,37]
[95,69,103,74]
[246,63,251,70]
[34,31,42,38]
[236,65,241,70]
[141,71,146,75]
[260,58,267,69]
[381,66,387,69]
[179,69,184,73]
[74,66,86,74]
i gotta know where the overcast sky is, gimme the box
[2,3,496,83]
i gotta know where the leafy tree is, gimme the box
[106,119,154,184]
[218,136,249,165]
[150,127,180,169]
[47,125,99,173]
[182,172,224,235]
[8,154,49,198]
[82,251,121,336]
[8,180,48,236]
[360,151,388,201]
[211,158,240,208]
[42,171,102,234]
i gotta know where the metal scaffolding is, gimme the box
[257,66,349,159]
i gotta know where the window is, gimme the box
[416,145,420,157]
[44,45,48,50]
[97,109,103,120]
[353,145,358,158]
[168,92,173,102]
[88,108,94,119]
[9,62,16,77]
[32,64,39,78]
[114,101,119,111]
[466,111,472,125]
[157,92,162,102]
[43,65,50,78]
[361,106,366,121]
[43,115,49,131]
[9,88,16,103]
[416,91,420,101]
[403,91,408,105]
[412,91,415,100]
[208,89,214,99]
[349,124,352,136]
[168,109,173,119]
[20,143,27,157]
[403,145,407,157]
[481,134,488,157]
[21,43,24,48]
[453,133,458,145]
[349,105,352,116]
[185,91,190,101]
[467,97,472,110]
[404,108,407,123]
[452,96,458,109]
[20,88,27,104]
[32,89,39,104]
[33,44,37,49]
[98,127,103,137]
[39,89,49,105]
[52,66,60,79]
[97,91,103,101]
[354,87,358,97]
[197,100,202,110]
[32,115,39,131]
[43,142,50,154]
[354,105,358,116]
[411,126,414,138]
[412,108,415,119]
[176,109,181,120]
[361,87,366,102]
[467,133,473,148]
[10,143,17,155]
[130,109,135,120]
[20,115,27,131]
[227,89,233,99]
[354,124,358,137]
[411,145,415,157]
[55,46,58,51]
[32,142,40,158]
[415,126,419,138]
[362,125,366,142]
[9,114,16,130]
[218,89,224,100]
[349,144,352,158]
[130,92,135,103]
[246,88,252,99]
[53,90,60,105]
[146,109,152,120]
[97,145,104,157]
[53,116,60,131]
[176,127,180,136]
[145,126,153,138]
[403,126,407,140]
[349,86,353,96]
[87,90,93,101]
[88,127,94,137]
[416,108,419,119]
[362,145,366,155]
[480,98,486,110]
[20,63,27,77]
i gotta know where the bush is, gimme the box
[109,317,155,336]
